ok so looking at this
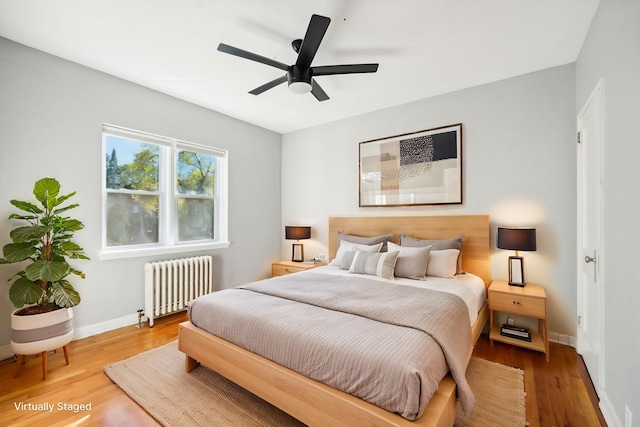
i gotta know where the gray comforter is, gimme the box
[188,271,474,420]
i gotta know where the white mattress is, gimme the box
[310,265,487,325]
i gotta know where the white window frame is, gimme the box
[99,124,229,260]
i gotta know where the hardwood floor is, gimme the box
[0,312,606,426]
[473,335,607,427]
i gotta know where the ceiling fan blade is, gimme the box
[295,14,331,69]
[218,43,289,71]
[312,64,379,76]
[311,80,329,102]
[249,75,288,95]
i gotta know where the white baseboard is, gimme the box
[0,343,14,361]
[73,313,140,340]
[599,391,621,427]
[548,330,577,347]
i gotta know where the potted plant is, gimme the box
[0,177,89,378]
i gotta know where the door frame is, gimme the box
[576,78,605,393]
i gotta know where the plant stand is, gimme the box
[15,346,70,380]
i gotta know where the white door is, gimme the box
[576,79,604,393]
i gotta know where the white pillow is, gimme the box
[349,251,400,280]
[387,242,432,279]
[329,241,382,266]
[426,249,460,278]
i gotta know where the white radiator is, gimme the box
[144,255,213,327]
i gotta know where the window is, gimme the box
[101,124,228,259]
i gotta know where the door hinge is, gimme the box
[577,132,581,144]
[578,315,582,327]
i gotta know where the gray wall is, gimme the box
[576,0,640,425]
[282,65,577,337]
[0,37,282,356]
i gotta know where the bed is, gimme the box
[179,215,491,427]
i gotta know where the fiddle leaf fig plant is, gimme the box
[0,177,89,313]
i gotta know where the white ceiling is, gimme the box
[0,0,599,134]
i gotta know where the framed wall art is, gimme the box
[359,123,462,207]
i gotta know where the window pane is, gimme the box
[177,150,215,196]
[106,193,159,246]
[105,136,160,191]
[178,198,214,241]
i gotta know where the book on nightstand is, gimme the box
[500,324,532,342]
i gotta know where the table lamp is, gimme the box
[285,226,311,262]
[497,227,537,286]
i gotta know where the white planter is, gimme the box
[11,307,74,355]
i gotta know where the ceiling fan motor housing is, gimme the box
[287,66,313,93]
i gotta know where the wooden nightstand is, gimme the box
[489,280,549,361]
[272,260,324,277]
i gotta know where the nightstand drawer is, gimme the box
[272,264,305,276]
[489,292,546,318]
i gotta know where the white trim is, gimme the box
[217,150,229,244]
[0,343,14,362]
[599,392,622,427]
[103,123,173,146]
[97,240,230,261]
[548,330,577,348]
[73,312,140,340]
[161,139,171,246]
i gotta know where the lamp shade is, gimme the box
[285,226,311,240]
[496,227,537,251]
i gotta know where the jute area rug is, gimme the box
[105,341,526,427]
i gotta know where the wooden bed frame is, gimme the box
[179,214,491,427]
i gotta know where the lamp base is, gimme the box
[507,255,526,287]
[291,243,304,263]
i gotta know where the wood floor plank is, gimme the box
[523,357,540,427]
[0,313,606,426]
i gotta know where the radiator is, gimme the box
[144,255,213,327]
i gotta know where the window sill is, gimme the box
[98,241,231,261]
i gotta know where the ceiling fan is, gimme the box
[217,14,379,101]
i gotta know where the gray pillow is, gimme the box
[339,250,358,270]
[349,250,400,280]
[399,234,464,274]
[329,241,382,267]
[387,242,431,279]
[339,232,393,252]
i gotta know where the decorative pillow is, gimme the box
[339,250,358,270]
[399,234,464,273]
[349,250,400,280]
[426,249,460,278]
[329,241,383,266]
[387,242,431,279]
[338,232,393,252]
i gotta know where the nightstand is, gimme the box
[489,280,549,361]
[272,260,324,277]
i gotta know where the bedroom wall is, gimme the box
[281,64,577,338]
[0,37,282,358]
[576,0,640,425]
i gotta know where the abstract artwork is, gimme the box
[359,123,462,207]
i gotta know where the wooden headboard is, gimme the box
[328,215,492,286]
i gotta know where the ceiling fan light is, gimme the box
[289,81,312,94]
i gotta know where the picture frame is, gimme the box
[359,123,463,207]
